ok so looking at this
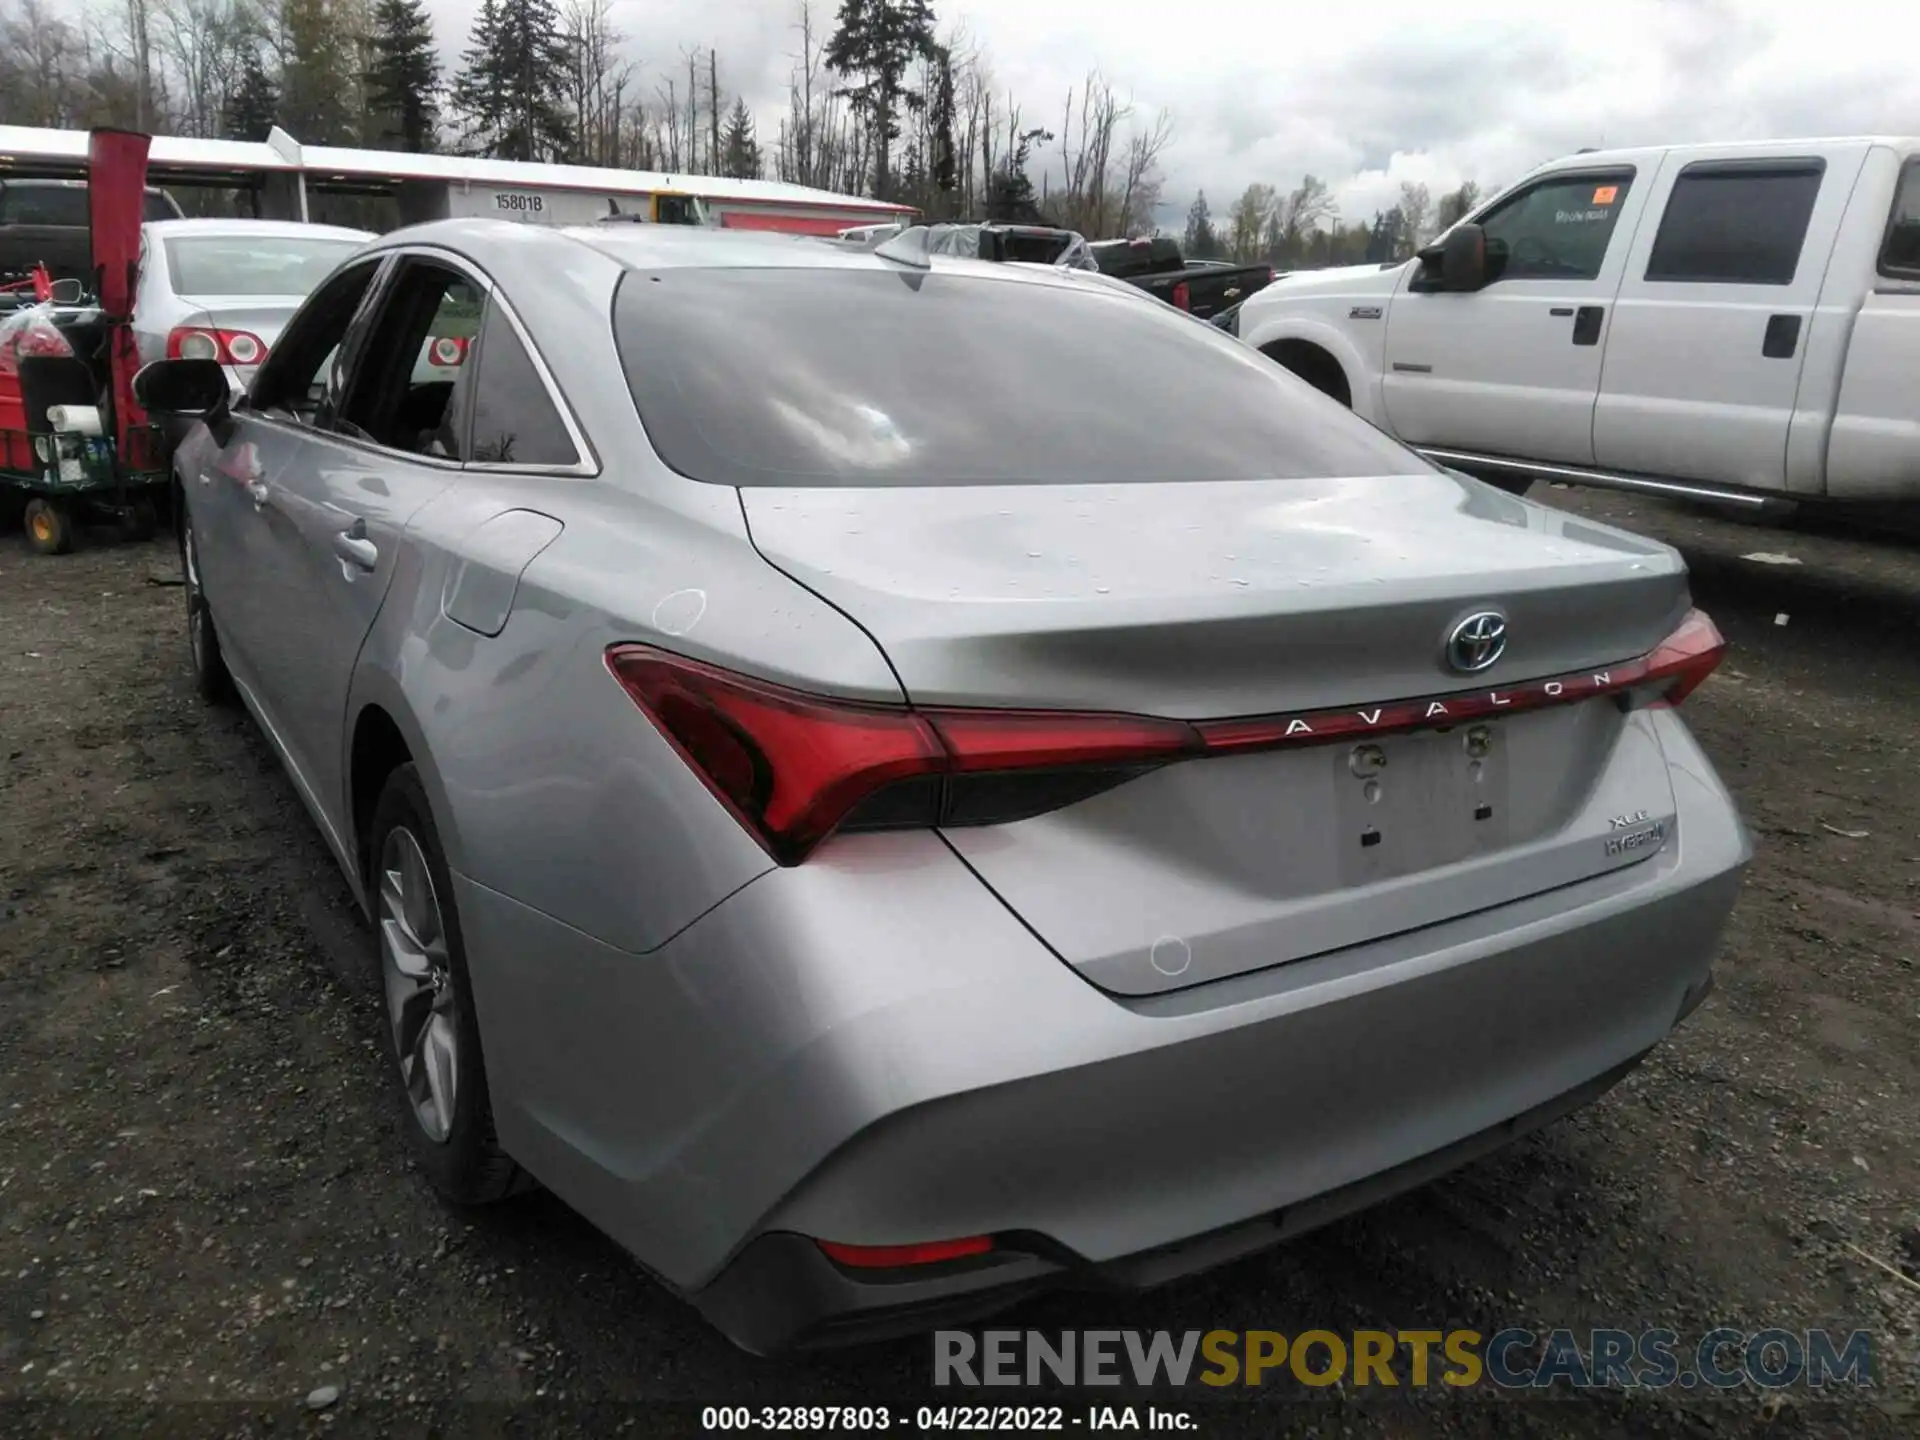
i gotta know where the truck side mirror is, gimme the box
[1436,224,1490,292]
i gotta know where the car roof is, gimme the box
[362,217,1106,295]
[142,218,374,241]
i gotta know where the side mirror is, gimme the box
[133,358,231,419]
[48,277,85,305]
[1436,223,1490,292]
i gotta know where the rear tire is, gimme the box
[368,764,528,1206]
[179,506,236,705]
[23,497,74,555]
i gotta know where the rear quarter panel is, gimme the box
[340,228,907,953]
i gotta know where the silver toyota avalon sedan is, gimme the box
[134,219,1750,1354]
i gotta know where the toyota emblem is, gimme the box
[1445,611,1508,673]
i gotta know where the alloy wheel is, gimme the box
[378,826,459,1144]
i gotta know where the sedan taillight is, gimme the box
[605,609,1725,865]
[167,326,268,366]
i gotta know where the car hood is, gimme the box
[1264,260,1407,296]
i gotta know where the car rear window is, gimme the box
[1881,158,1920,280]
[164,235,363,297]
[0,186,175,226]
[1,185,90,226]
[613,267,1430,488]
[1644,162,1825,286]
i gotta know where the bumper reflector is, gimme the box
[815,1235,995,1269]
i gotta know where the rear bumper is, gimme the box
[695,1047,1663,1353]
[458,711,1748,1353]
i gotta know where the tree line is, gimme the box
[0,0,1489,260]
[1185,176,1487,270]
[0,0,1178,235]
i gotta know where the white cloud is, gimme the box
[424,0,1920,227]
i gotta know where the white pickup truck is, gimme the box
[1230,136,1920,509]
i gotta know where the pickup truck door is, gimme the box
[1593,142,1870,493]
[1383,165,1648,466]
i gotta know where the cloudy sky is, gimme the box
[422,0,1920,224]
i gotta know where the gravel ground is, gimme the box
[0,489,1915,1439]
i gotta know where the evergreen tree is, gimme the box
[824,0,938,199]
[365,0,440,151]
[719,98,763,180]
[984,126,1047,223]
[1366,206,1407,264]
[279,0,356,143]
[1183,191,1218,258]
[1435,180,1482,231]
[223,49,281,142]
[452,0,574,161]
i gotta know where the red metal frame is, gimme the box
[88,129,157,473]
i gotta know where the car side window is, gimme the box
[1644,161,1825,286]
[1477,171,1635,282]
[466,301,580,467]
[249,257,385,422]
[1878,158,1920,280]
[335,259,482,458]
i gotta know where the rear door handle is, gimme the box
[1571,306,1605,346]
[1762,314,1802,359]
[332,518,378,572]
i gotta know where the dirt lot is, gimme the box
[1,489,1916,1438]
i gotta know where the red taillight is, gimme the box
[605,647,945,864]
[167,326,267,366]
[1171,281,1191,310]
[927,708,1196,772]
[606,609,1725,864]
[816,1235,994,1269]
[1636,607,1725,706]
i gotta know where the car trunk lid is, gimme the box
[741,472,1694,994]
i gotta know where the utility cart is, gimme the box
[0,129,170,555]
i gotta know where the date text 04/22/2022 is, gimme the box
[700,1406,1193,1431]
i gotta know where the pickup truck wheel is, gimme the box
[1263,341,1352,409]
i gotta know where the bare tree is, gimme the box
[563,0,633,167]
[0,0,89,127]
[1111,108,1171,235]
[1398,180,1433,252]
[707,49,720,176]
[656,75,682,170]
[151,0,257,138]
